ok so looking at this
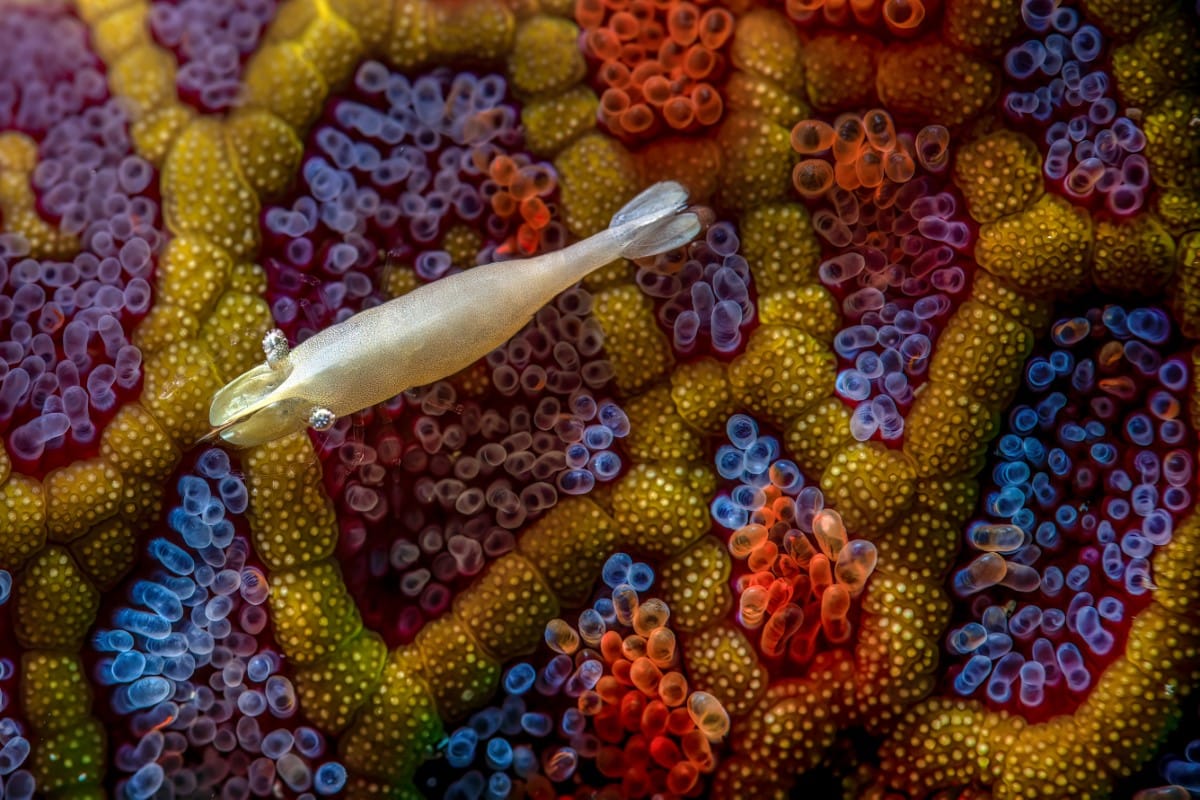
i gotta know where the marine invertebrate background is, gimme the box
[944,305,1195,718]
[0,0,1198,798]
[417,553,731,799]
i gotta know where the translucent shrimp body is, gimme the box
[208,181,701,447]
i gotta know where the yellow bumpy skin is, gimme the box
[1143,91,1200,196]
[862,566,952,640]
[521,85,601,157]
[0,474,47,567]
[876,41,999,126]
[904,381,1001,479]
[758,285,841,342]
[508,15,585,97]
[71,516,139,590]
[801,33,881,111]
[724,72,810,130]
[670,358,738,435]
[555,133,640,236]
[739,202,824,293]
[591,285,676,395]
[853,609,939,731]
[784,397,856,477]
[269,558,363,664]
[414,615,501,719]
[243,432,338,570]
[1081,0,1177,39]
[930,300,1036,405]
[611,462,715,559]
[728,325,836,427]
[975,193,1094,295]
[820,443,917,532]
[952,129,1045,223]
[338,647,443,782]
[1091,213,1177,294]
[225,109,304,197]
[428,0,514,61]
[1168,232,1200,338]
[879,698,1023,796]
[943,0,1022,56]
[734,654,855,773]
[451,552,560,660]
[1110,13,1200,109]
[516,497,617,605]
[874,510,961,581]
[912,474,982,525]
[162,119,261,257]
[22,652,105,795]
[44,459,122,542]
[657,536,733,632]
[970,269,1054,333]
[682,622,768,716]
[241,43,328,133]
[622,384,706,463]
[156,234,233,319]
[15,546,101,649]
[294,630,388,733]
[715,112,796,211]
[730,9,804,92]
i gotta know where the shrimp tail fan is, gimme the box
[610,181,702,260]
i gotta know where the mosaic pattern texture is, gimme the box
[0,0,1199,798]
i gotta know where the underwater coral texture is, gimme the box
[0,0,1199,798]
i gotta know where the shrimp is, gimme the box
[206,181,701,447]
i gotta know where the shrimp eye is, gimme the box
[263,329,291,369]
[309,407,337,431]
